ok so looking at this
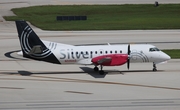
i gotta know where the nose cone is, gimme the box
[162,53,171,61]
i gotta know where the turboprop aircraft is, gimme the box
[15,20,171,75]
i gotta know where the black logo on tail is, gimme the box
[15,20,60,64]
[20,25,52,58]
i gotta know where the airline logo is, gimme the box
[60,49,93,59]
[20,25,52,59]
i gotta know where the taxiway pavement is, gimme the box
[1,27,180,110]
[0,0,180,110]
[0,59,180,110]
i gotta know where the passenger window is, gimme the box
[110,51,112,53]
[71,52,73,54]
[100,51,102,54]
[115,51,117,53]
[105,51,108,54]
[120,50,122,53]
[95,51,97,54]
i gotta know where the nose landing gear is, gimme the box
[153,62,157,71]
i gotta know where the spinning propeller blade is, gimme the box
[127,44,130,70]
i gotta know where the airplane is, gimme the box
[15,20,171,75]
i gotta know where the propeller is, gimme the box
[127,44,130,70]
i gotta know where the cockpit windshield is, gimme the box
[149,47,160,52]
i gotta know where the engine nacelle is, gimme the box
[92,54,128,66]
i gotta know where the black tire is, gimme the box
[153,68,157,71]
[94,67,99,72]
[99,70,105,75]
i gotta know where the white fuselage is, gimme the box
[42,41,171,65]
[15,20,171,73]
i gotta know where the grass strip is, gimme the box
[4,4,180,30]
[162,49,180,59]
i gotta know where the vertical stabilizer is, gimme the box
[15,20,60,64]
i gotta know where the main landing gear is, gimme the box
[94,66,99,72]
[153,62,157,71]
[94,65,105,75]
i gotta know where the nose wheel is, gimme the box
[153,62,157,71]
